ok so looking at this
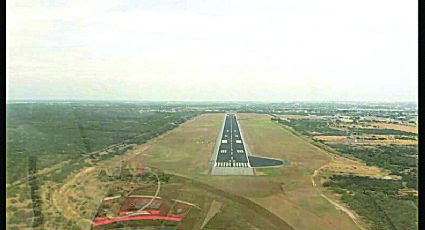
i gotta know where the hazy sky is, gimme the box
[6,0,417,101]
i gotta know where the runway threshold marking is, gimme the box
[214,114,252,170]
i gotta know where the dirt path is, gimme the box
[312,167,366,230]
[52,166,96,229]
[50,126,174,229]
[274,122,367,230]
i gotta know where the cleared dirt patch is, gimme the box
[314,136,347,142]
[317,156,400,180]
[353,139,418,145]
[314,135,418,145]
[369,123,418,134]
[277,115,329,120]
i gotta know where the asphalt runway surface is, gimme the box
[215,114,250,167]
[248,156,288,167]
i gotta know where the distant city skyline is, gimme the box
[6,0,418,102]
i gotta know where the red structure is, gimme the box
[92,195,196,228]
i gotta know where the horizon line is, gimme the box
[5,99,418,104]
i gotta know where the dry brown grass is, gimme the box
[314,136,347,142]
[52,167,100,229]
[314,135,418,146]
[129,113,224,175]
[50,142,158,229]
[354,139,418,145]
[369,123,418,133]
[317,156,400,180]
[331,122,418,134]
[277,114,328,119]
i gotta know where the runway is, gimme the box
[211,113,254,175]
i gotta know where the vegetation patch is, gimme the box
[323,175,418,230]
[326,144,418,190]
[6,102,200,184]
[272,117,348,136]
[6,102,201,229]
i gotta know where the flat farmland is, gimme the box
[368,122,418,134]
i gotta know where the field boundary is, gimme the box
[235,113,253,168]
[236,113,253,157]
[312,168,367,230]
[210,113,226,167]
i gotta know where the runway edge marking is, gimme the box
[235,113,252,168]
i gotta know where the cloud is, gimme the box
[6,0,417,101]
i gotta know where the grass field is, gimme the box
[340,122,418,134]
[236,113,362,230]
[134,113,224,176]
